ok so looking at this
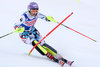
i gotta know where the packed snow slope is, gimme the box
[0,0,100,67]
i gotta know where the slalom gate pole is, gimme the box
[28,12,73,56]
[56,22,96,42]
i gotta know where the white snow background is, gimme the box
[0,0,100,67]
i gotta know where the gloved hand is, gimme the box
[15,27,25,33]
[46,16,57,23]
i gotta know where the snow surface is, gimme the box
[0,0,100,67]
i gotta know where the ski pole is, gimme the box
[0,31,16,39]
[46,15,96,42]
[28,12,73,56]
[0,27,25,39]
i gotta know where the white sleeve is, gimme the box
[37,13,47,20]
[14,15,25,29]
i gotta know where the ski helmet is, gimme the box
[28,2,39,11]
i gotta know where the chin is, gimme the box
[31,14,37,16]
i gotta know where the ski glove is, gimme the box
[15,27,25,33]
[46,16,57,23]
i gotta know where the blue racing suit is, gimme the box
[14,11,66,64]
[14,11,47,45]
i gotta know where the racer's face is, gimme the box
[30,9,38,16]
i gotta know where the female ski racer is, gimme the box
[14,2,74,67]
